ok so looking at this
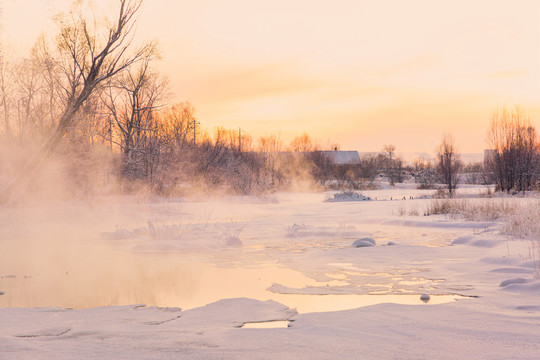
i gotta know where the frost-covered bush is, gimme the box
[424,198,517,221]
[426,198,540,278]
[504,203,540,278]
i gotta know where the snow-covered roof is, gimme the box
[319,151,360,164]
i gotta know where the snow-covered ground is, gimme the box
[1,184,539,359]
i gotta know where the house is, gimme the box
[318,150,361,165]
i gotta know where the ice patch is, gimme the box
[241,320,291,329]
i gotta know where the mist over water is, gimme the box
[0,191,467,312]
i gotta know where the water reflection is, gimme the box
[241,320,290,329]
[0,256,465,313]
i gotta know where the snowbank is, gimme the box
[325,191,371,202]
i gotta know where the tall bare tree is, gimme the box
[1,0,152,204]
[486,106,538,193]
[0,54,15,139]
[436,134,462,197]
[102,54,165,179]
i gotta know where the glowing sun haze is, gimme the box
[2,0,539,154]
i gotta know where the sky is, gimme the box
[1,0,539,155]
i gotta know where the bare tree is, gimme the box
[383,144,395,161]
[257,134,284,187]
[436,134,462,197]
[0,45,62,144]
[102,54,165,179]
[486,106,538,193]
[289,132,314,152]
[358,153,383,185]
[159,102,198,148]
[382,144,400,185]
[0,54,15,139]
[1,0,152,204]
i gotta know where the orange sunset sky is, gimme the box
[2,0,539,155]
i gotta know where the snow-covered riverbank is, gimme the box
[1,185,539,359]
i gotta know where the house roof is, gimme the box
[319,151,360,165]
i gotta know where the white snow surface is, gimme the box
[1,184,540,359]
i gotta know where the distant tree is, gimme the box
[257,134,284,187]
[102,54,166,179]
[383,144,395,161]
[436,134,462,197]
[258,134,283,154]
[157,102,198,149]
[0,55,14,138]
[413,157,431,173]
[382,144,401,185]
[358,154,382,184]
[308,151,335,186]
[486,107,538,193]
[394,157,404,184]
[0,43,64,144]
[289,133,314,152]
[462,162,487,185]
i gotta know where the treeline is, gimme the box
[0,0,538,201]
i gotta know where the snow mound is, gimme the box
[326,191,371,202]
[451,236,474,245]
[451,236,498,248]
[470,239,498,248]
[352,237,376,247]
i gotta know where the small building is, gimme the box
[318,150,361,165]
